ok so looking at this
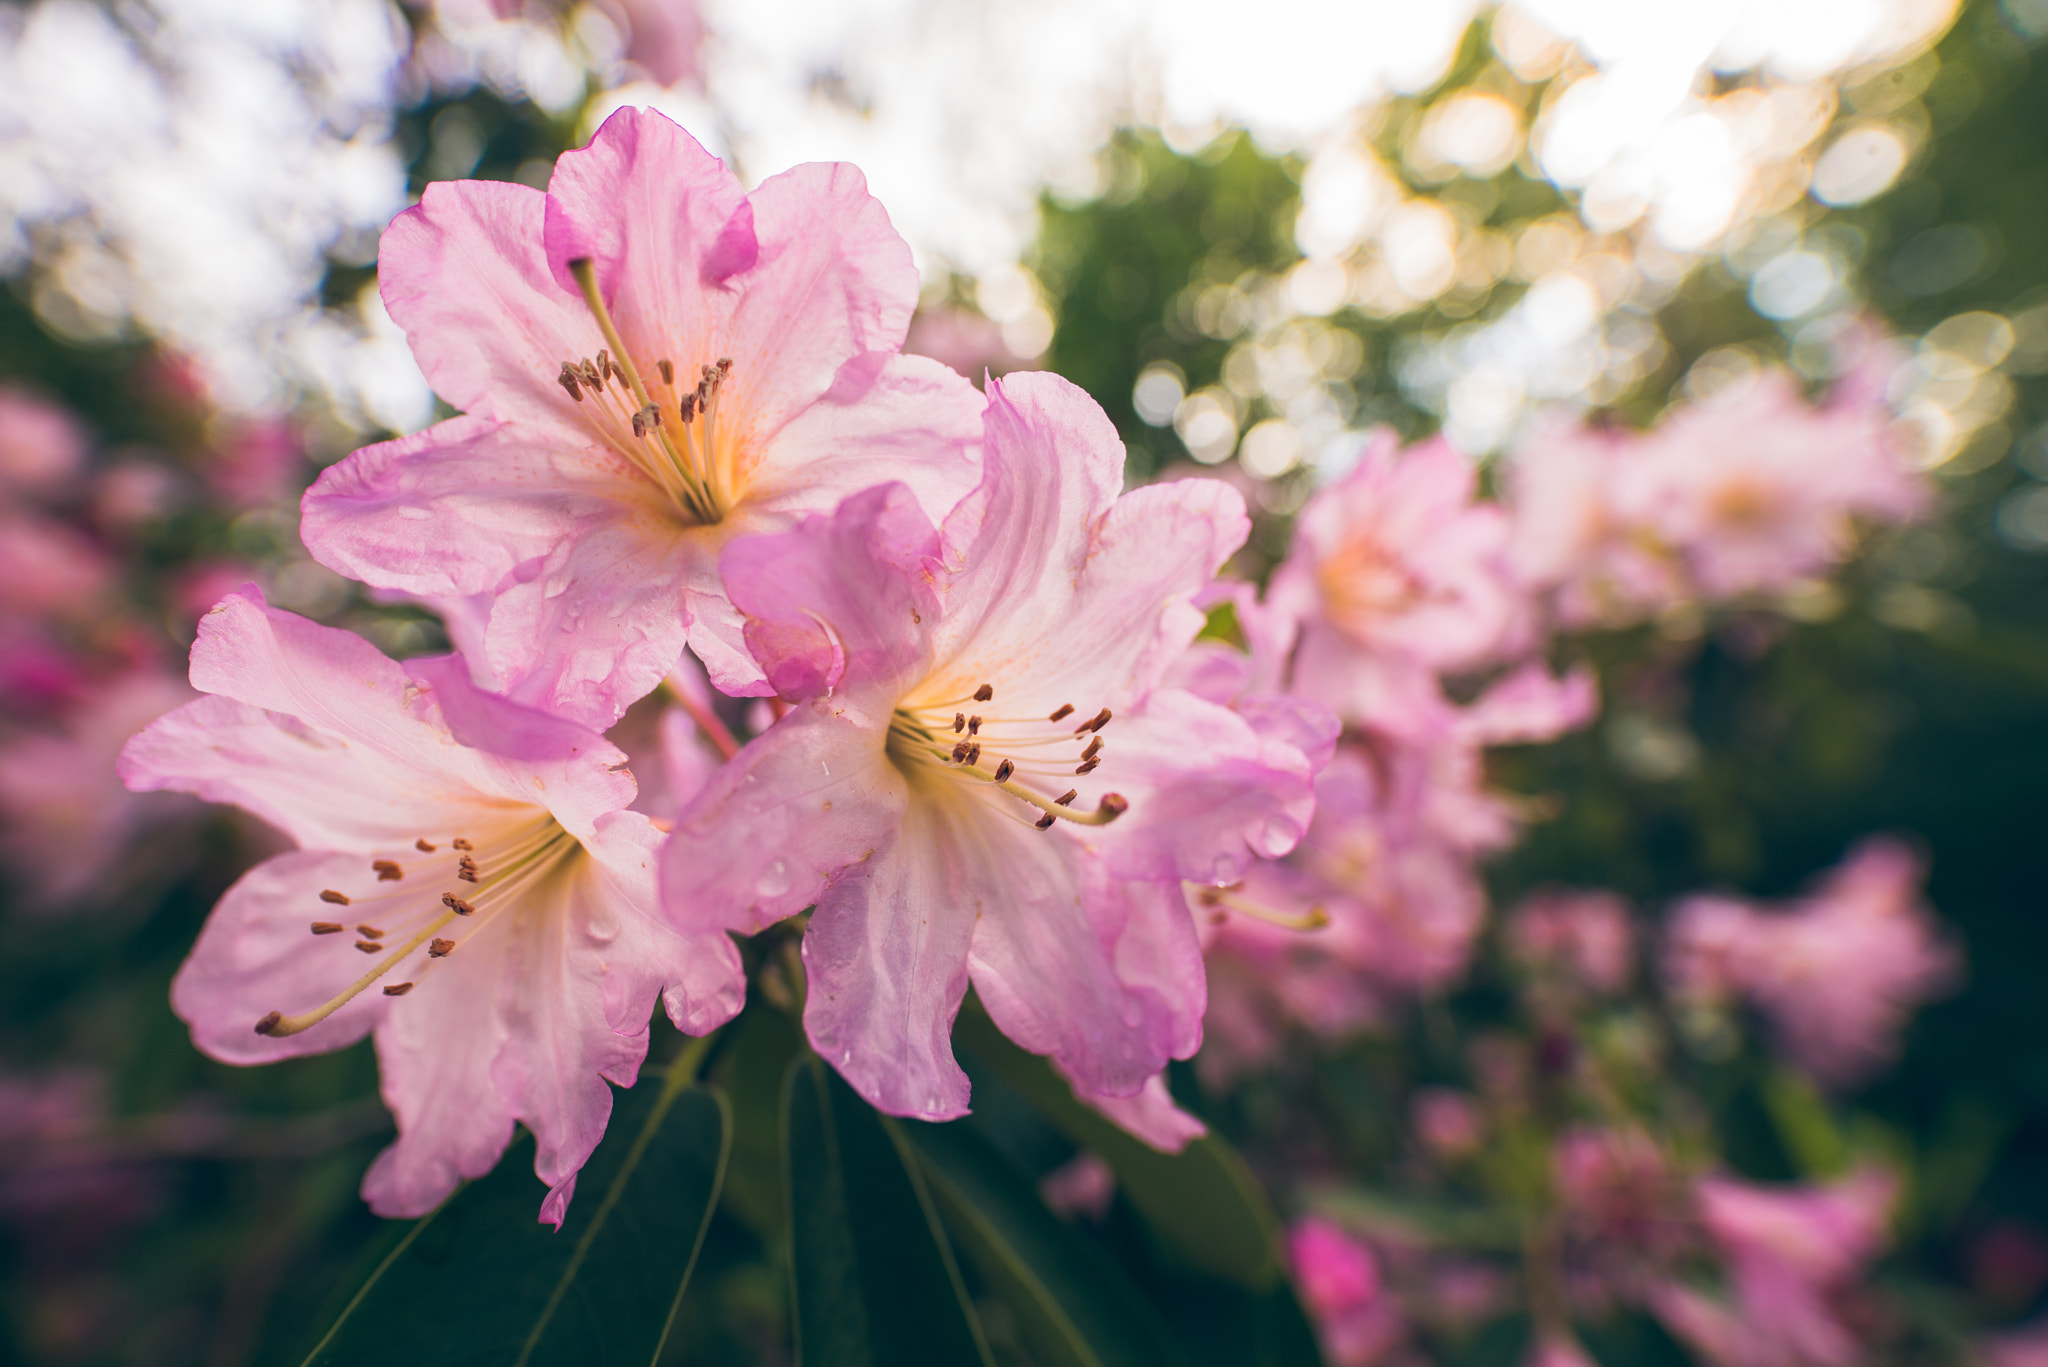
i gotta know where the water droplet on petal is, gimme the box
[757,859,791,899]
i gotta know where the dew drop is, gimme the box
[757,859,791,899]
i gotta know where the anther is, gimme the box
[1075,707,1112,735]
[964,742,981,766]
[951,741,971,763]
[457,855,479,883]
[255,1011,283,1036]
[1081,736,1103,761]
[383,983,414,997]
[558,368,583,403]
[311,922,344,935]
[597,350,614,383]
[993,759,1015,783]
[973,683,994,702]
[1048,703,1074,722]
[355,940,384,954]
[717,357,733,377]
[657,359,674,386]
[679,392,698,422]
[953,713,965,733]
[1075,758,1101,775]
[579,360,603,390]
[442,894,475,916]
[452,838,473,851]
[355,925,384,939]
[632,410,649,438]
[320,889,350,906]
[1055,789,1078,806]
[415,838,437,852]
[373,860,402,881]
[1035,813,1057,830]
[967,715,982,735]
[429,938,455,958]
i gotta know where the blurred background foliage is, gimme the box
[1,0,2046,1363]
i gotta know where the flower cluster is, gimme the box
[121,109,1330,1219]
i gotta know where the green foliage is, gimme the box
[298,1041,728,1367]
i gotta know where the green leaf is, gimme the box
[782,1054,994,1367]
[300,1037,730,1367]
[906,1118,1189,1367]
[954,1004,1281,1288]
[714,1001,806,1238]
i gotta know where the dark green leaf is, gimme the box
[954,1005,1281,1288]
[715,1001,806,1237]
[906,1118,1188,1367]
[300,1039,730,1367]
[782,1054,994,1367]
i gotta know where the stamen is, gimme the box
[457,855,479,883]
[452,838,473,851]
[1048,703,1075,722]
[951,741,971,762]
[319,889,350,906]
[355,924,384,939]
[964,742,981,767]
[953,713,965,733]
[311,922,344,935]
[1075,758,1101,775]
[442,894,475,915]
[383,983,414,997]
[974,683,995,702]
[1195,884,1330,931]
[993,759,1015,782]
[1055,789,1078,806]
[355,940,384,954]
[415,838,437,852]
[1075,707,1112,735]
[373,860,402,881]
[1035,813,1057,830]
[679,392,698,422]
[1080,737,1103,761]
[429,939,455,958]
[967,715,982,735]
[657,358,674,386]
[255,1012,282,1035]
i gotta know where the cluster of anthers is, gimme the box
[552,257,737,526]
[252,820,578,1037]
[886,683,1131,831]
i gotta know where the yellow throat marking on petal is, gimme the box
[560,257,739,527]
[254,818,580,1038]
[884,681,1129,831]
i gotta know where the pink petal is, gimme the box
[586,811,746,1038]
[378,179,597,434]
[802,799,980,1120]
[720,482,940,705]
[1063,1069,1206,1153]
[661,708,907,936]
[717,161,920,444]
[542,106,750,360]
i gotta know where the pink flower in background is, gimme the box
[1666,838,1958,1087]
[1508,889,1635,994]
[303,106,984,729]
[1411,1087,1482,1158]
[904,305,1023,381]
[1639,369,1927,601]
[0,387,87,494]
[119,587,744,1223]
[1271,432,1527,731]
[1982,1318,2048,1367]
[661,373,1316,1128]
[1289,1217,1402,1366]
[1039,1152,1116,1220]
[1525,1337,1599,1367]
[1654,1167,1896,1367]
[611,0,707,86]
[1554,1126,1686,1264]
[0,512,113,622]
[1503,418,1681,629]
[0,668,196,909]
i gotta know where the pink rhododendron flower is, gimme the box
[1039,1152,1116,1220]
[303,107,984,728]
[661,372,1321,1126]
[1411,1087,1482,1158]
[1666,838,1958,1086]
[118,587,744,1223]
[1270,431,1528,731]
[1508,889,1635,995]
[0,386,87,494]
[1982,1317,2048,1367]
[0,512,113,622]
[1525,1337,1599,1367]
[1654,1167,1896,1367]
[1289,1217,1402,1367]
[1503,418,1682,629]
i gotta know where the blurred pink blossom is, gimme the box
[1508,889,1635,994]
[1039,1152,1115,1220]
[1525,1337,1599,1367]
[606,0,706,86]
[0,386,87,494]
[1653,1167,1896,1367]
[1411,1088,1482,1158]
[904,305,1022,381]
[1666,838,1958,1086]
[1289,1217,1403,1367]
[1982,1317,2048,1367]
[0,513,113,621]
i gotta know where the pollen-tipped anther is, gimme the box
[1048,703,1074,722]
[311,922,343,935]
[442,893,475,915]
[967,715,982,735]
[319,889,349,906]
[993,759,1015,783]
[1075,707,1112,735]
[383,983,414,997]
[973,683,994,702]
[953,713,965,733]
[1055,789,1078,806]
[415,838,437,852]
[1080,736,1103,761]
[373,860,402,881]
[657,358,674,386]
[429,938,455,958]
[1035,812,1057,830]
[1075,758,1100,775]
[452,837,473,851]
[355,940,384,954]
[355,924,384,939]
